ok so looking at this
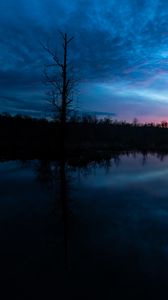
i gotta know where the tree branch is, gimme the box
[40,41,64,69]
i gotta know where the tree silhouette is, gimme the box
[41,32,76,153]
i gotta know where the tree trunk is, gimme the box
[60,33,68,157]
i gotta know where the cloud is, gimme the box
[0,0,168,120]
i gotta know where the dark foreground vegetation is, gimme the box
[1,113,168,159]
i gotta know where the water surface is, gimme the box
[1,153,168,298]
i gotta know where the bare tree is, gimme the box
[41,32,76,151]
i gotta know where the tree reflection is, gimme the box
[34,158,70,269]
[33,153,121,268]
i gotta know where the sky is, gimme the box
[1,0,168,122]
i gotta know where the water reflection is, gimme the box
[1,152,168,298]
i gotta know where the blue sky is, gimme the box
[1,0,168,122]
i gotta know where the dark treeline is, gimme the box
[0,113,56,158]
[1,113,168,159]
